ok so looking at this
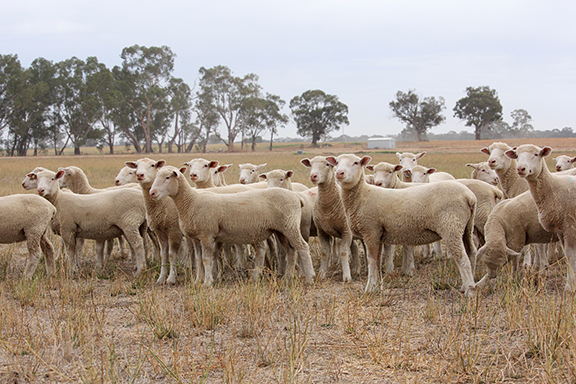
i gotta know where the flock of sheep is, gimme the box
[3,142,576,297]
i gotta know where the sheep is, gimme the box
[184,158,221,189]
[115,166,138,186]
[301,156,360,282]
[481,142,528,198]
[402,165,455,184]
[239,163,267,184]
[364,174,375,185]
[476,191,557,283]
[149,165,315,286]
[504,144,576,292]
[258,169,310,192]
[396,151,426,182]
[125,158,186,285]
[35,169,147,276]
[329,154,478,295]
[0,194,56,279]
[466,162,500,186]
[553,155,576,172]
[21,167,47,190]
[212,164,232,186]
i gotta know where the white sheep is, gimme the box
[481,142,528,198]
[114,166,138,186]
[258,169,310,192]
[35,169,147,276]
[476,191,557,284]
[212,163,232,186]
[21,167,47,190]
[125,158,186,285]
[329,154,478,295]
[553,155,576,172]
[504,144,576,292]
[396,151,426,182]
[184,158,220,189]
[402,165,455,183]
[301,156,360,282]
[466,162,500,186]
[149,165,315,286]
[0,194,56,279]
[239,163,267,184]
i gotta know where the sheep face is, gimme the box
[396,152,425,170]
[466,162,499,186]
[301,156,334,185]
[185,158,219,184]
[149,166,186,199]
[553,155,576,172]
[57,166,79,189]
[365,162,402,188]
[115,166,138,186]
[36,170,61,197]
[259,169,294,189]
[239,163,266,184]
[331,154,372,188]
[481,142,513,171]
[505,144,552,180]
[22,167,46,190]
[126,158,165,185]
[406,165,436,184]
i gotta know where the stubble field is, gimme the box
[1,138,576,383]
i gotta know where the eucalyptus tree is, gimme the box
[166,77,193,153]
[389,90,446,141]
[241,93,288,151]
[193,89,220,153]
[120,45,176,153]
[290,89,349,147]
[453,86,503,140]
[197,65,261,151]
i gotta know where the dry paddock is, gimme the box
[0,139,575,383]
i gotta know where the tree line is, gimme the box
[0,45,351,156]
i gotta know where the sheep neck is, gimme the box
[316,172,343,212]
[497,159,521,196]
[68,173,98,194]
[194,178,214,189]
[526,162,557,212]
[169,176,199,212]
[340,172,367,217]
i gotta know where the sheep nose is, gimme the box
[115,180,121,186]
[375,182,382,187]
[336,171,345,179]
[517,166,526,174]
[38,188,45,196]
[310,174,318,182]
[191,173,198,180]
[489,159,496,165]
[556,166,562,171]
[137,173,145,180]
[240,179,246,184]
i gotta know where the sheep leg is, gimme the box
[274,235,287,276]
[64,234,79,276]
[122,228,146,277]
[214,242,223,282]
[276,234,296,279]
[284,232,315,284]
[562,235,576,292]
[383,244,395,274]
[200,240,216,286]
[155,232,170,285]
[165,236,182,286]
[401,245,415,276]
[23,235,42,280]
[39,232,54,277]
[317,230,332,280]
[233,244,244,270]
[252,241,268,280]
[339,232,353,283]
[350,240,361,276]
[445,237,475,296]
[94,240,106,272]
[364,240,382,293]
[193,239,203,284]
[421,244,431,259]
[433,241,443,259]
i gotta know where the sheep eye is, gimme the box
[353,162,358,165]
[204,164,208,168]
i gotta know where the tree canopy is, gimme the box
[453,86,503,140]
[389,90,446,141]
[289,90,349,147]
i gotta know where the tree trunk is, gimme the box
[269,131,273,151]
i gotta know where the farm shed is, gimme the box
[367,137,396,149]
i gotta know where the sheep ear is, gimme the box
[395,152,402,159]
[416,152,426,159]
[182,161,191,167]
[394,165,403,172]
[480,147,490,155]
[326,157,338,166]
[286,170,294,178]
[540,146,553,158]
[26,173,36,179]
[300,158,312,168]
[360,156,372,167]
[55,170,65,180]
[156,160,166,169]
[427,168,437,175]
[504,149,517,159]
[257,163,267,171]
[217,165,230,173]
[125,161,137,169]
[178,166,187,175]
[259,173,267,180]
[506,247,521,259]
[365,165,375,171]
[209,160,219,168]
[466,163,479,170]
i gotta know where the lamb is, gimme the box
[402,165,455,183]
[481,142,528,198]
[476,191,557,283]
[258,169,310,192]
[21,167,47,190]
[125,158,186,285]
[0,194,56,279]
[115,166,138,186]
[466,162,500,186]
[329,154,478,295]
[504,144,576,292]
[35,169,147,276]
[149,165,315,286]
[553,155,576,172]
[57,165,138,193]
[239,163,267,184]
[366,162,412,189]
[301,156,360,282]
[184,159,268,192]
[396,151,426,182]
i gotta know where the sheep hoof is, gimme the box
[342,276,352,283]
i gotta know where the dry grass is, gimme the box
[1,139,576,383]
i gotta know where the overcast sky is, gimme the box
[2,0,575,139]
